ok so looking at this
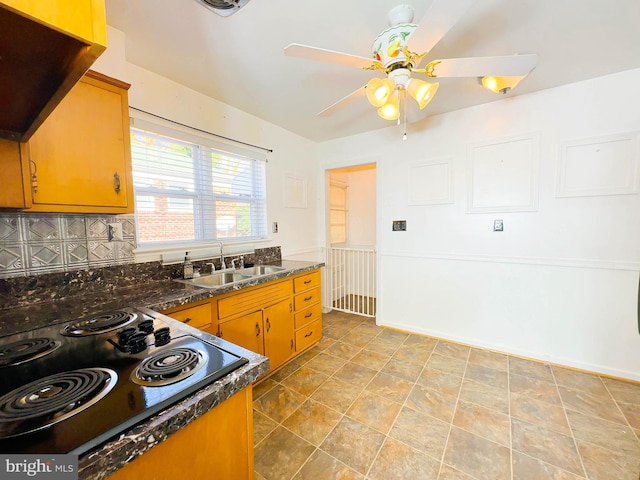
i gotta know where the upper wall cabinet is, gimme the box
[0,0,107,142]
[0,70,134,214]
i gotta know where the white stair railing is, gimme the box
[323,246,376,317]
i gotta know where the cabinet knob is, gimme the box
[304,280,312,285]
[114,172,121,194]
[304,312,313,318]
[266,318,271,333]
[255,322,261,337]
[304,331,313,338]
[304,296,312,302]
[183,317,192,324]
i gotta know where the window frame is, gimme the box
[129,116,268,251]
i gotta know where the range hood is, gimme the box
[0,1,107,142]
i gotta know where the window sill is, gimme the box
[133,238,272,264]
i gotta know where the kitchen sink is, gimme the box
[235,265,286,276]
[175,272,253,288]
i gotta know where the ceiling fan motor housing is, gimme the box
[372,23,417,68]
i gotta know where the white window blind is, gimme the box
[130,124,267,247]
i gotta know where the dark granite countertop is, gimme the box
[0,259,324,337]
[0,259,324,480]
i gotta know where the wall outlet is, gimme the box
[493,219,504,232]
[392,220,407,231]
[272,221,278,233]
[108,222,123,241]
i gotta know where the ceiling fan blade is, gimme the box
[284,43,375,69]
[317,86,367,117]
[408,0,476,57]
[426,54,539,78]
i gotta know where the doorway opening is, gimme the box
[324,163,377,317]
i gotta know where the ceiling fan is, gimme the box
[284,0,538,133]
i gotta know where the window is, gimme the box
[130,124,267,247]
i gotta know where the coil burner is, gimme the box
[132,347,207,386]
[0,338,61,367]
[0,368,117,438]
[61,311,137,336]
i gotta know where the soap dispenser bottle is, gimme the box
[183,252,194,279]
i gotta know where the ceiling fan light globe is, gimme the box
[408,79,439,109]
[377,93,400,121]
[482,75,526,94]
[366,78,395,107]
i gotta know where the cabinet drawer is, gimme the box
[294,288,320,311]
[293,270,321,293]
[218,281,291,320]
[166,303,212,329]
[294,303,322,329]
[295,319,322,352]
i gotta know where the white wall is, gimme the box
[100,25,640,379]
[347,168,376,248]
[96,27,322,262]
[319,68,640,380]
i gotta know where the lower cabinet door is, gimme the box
[219,311,264,356]
[263,299,294,372]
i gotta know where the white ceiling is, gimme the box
[105,0,640,143]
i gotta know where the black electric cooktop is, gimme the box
[0,307,248,455]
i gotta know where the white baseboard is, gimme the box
[378,318,640,382]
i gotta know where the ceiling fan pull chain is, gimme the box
[402,88,408,140]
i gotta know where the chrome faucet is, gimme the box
[211,241,224,270]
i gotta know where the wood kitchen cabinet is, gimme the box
[218,280,295,373]
[161,299,216,336]
[0,0,107,141]
[107,385,254,480]
[220,298,294,373]
[293,270,323,352]
[216,269,323,375]
[0,70,134,214]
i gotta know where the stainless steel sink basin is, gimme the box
[235,265,286,276]
[175,272,253,288]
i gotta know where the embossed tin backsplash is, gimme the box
[0,213,136,279]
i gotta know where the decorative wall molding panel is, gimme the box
[556,131,640,198]
[283,174,308,208]
[408,157,454,206]
[467,132,540,213]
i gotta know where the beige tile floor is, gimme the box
[252,311,640,480]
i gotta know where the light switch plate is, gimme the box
[108,222,123,241]
[392,220,407,231]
